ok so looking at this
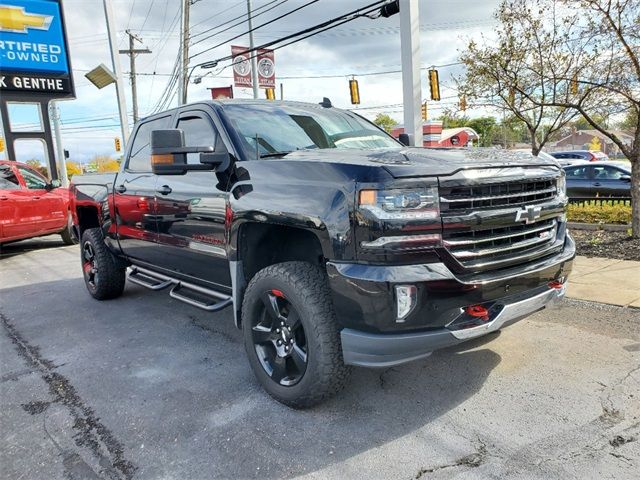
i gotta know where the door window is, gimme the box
[17,166,47,189]
[593,166,625,180]
[564,166,589,179]
[127,116,171,172]
[0,165,20,190]
[177,116,218,164]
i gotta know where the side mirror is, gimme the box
[620,174,631,182]
[151,129,229,175]
[45,179,62,191]
[398,133,411,146]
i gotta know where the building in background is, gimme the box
[550,129,633,157]
[390,122,479,148]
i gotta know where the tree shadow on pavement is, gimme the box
[0,277,502,479]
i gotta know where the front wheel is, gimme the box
[81,228,125,300]
[242,262,351,408]
[60,213,77,245]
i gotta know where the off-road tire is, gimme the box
[242,261,351,408]
[60,214,77,245]
[81,228,125,300]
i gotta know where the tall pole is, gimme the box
[103,0,130,144]
[119,30,151,123]
[400,0,422,147]
[179,0,190,105]
[247,0,260,99]
[50,103,68,187]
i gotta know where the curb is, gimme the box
[567,222,631,232]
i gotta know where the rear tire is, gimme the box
[242,261,351,408]
[81,228,125,300]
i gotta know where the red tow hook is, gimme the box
[548,280,564,290]
[271,289,285,298]
[465,305,490,322]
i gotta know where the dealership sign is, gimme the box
[231,45,275,88]
[0,0,75,97]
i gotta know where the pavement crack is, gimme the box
[1,311,137,480]
[414,441,488,479]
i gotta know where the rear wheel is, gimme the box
[242,261,351,408]
[81,228,125,300]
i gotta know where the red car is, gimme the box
[0,160,76,246]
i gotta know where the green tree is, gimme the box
[373,113,398,133]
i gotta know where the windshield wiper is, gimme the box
[259,151,294,158]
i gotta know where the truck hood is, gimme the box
[280,147,560,178]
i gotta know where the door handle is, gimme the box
[157,185,172,195]
[0,196,8,200]
[593,182,601,186]
[115,185,127,193]
[32,196,41,200]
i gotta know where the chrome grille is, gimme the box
[443,219,560,270]
[440,179,556,211]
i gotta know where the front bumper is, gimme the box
[340,284,565,367]
[328,233,575,367]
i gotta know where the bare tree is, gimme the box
[457,2,579,155]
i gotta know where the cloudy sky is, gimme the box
[8,0,501,164]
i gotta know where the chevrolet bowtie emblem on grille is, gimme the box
[515,205,542,224]
[0,5,52,33]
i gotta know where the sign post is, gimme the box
[0,0,75,179]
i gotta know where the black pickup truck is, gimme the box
[72,99,575,407]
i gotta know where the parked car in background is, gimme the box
[563,161,631,198]
[551,150,610,163]
[0,160,76,246]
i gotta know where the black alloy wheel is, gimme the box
[82,241,98,289]
[251,289,308,386]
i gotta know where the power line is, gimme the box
[190,0,283,40]
[190,0,319,58]
[195,0,392,68]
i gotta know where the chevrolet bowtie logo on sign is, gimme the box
[0,0,74,98]
[0,5,53,33]
[515,205,542,224]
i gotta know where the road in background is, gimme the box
[1,237,639,479]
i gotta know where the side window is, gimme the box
[565,166,588,179]
[17,166,46,189]
[0,165,20,190]
[594,166,624,180]
[177,116,217,164]
[127,116,171,172]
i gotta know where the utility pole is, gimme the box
[400,0,422,147]
[247,0,260,99]
[179,0,191,105]
[50,103,69,187]
[119,31,151,123]
[103,0,130,144]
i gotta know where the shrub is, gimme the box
[567,201,632,224]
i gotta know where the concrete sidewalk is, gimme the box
[567,255,640,308]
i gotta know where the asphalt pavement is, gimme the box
[1,236,639,479]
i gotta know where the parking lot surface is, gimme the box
[1,237,639,479]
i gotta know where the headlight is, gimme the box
[557,172,567,198]
[358,186,439,220]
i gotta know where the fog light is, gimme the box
[396,285,417,322]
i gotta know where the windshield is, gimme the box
[222,103,400,158]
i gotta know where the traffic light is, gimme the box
[265,88,276,100]
[349,78,360,105]
[459,95,467,112]
[114,137,121,152]
[421,102,428,121]
[570,73,579,95]
[428,69,440,101]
